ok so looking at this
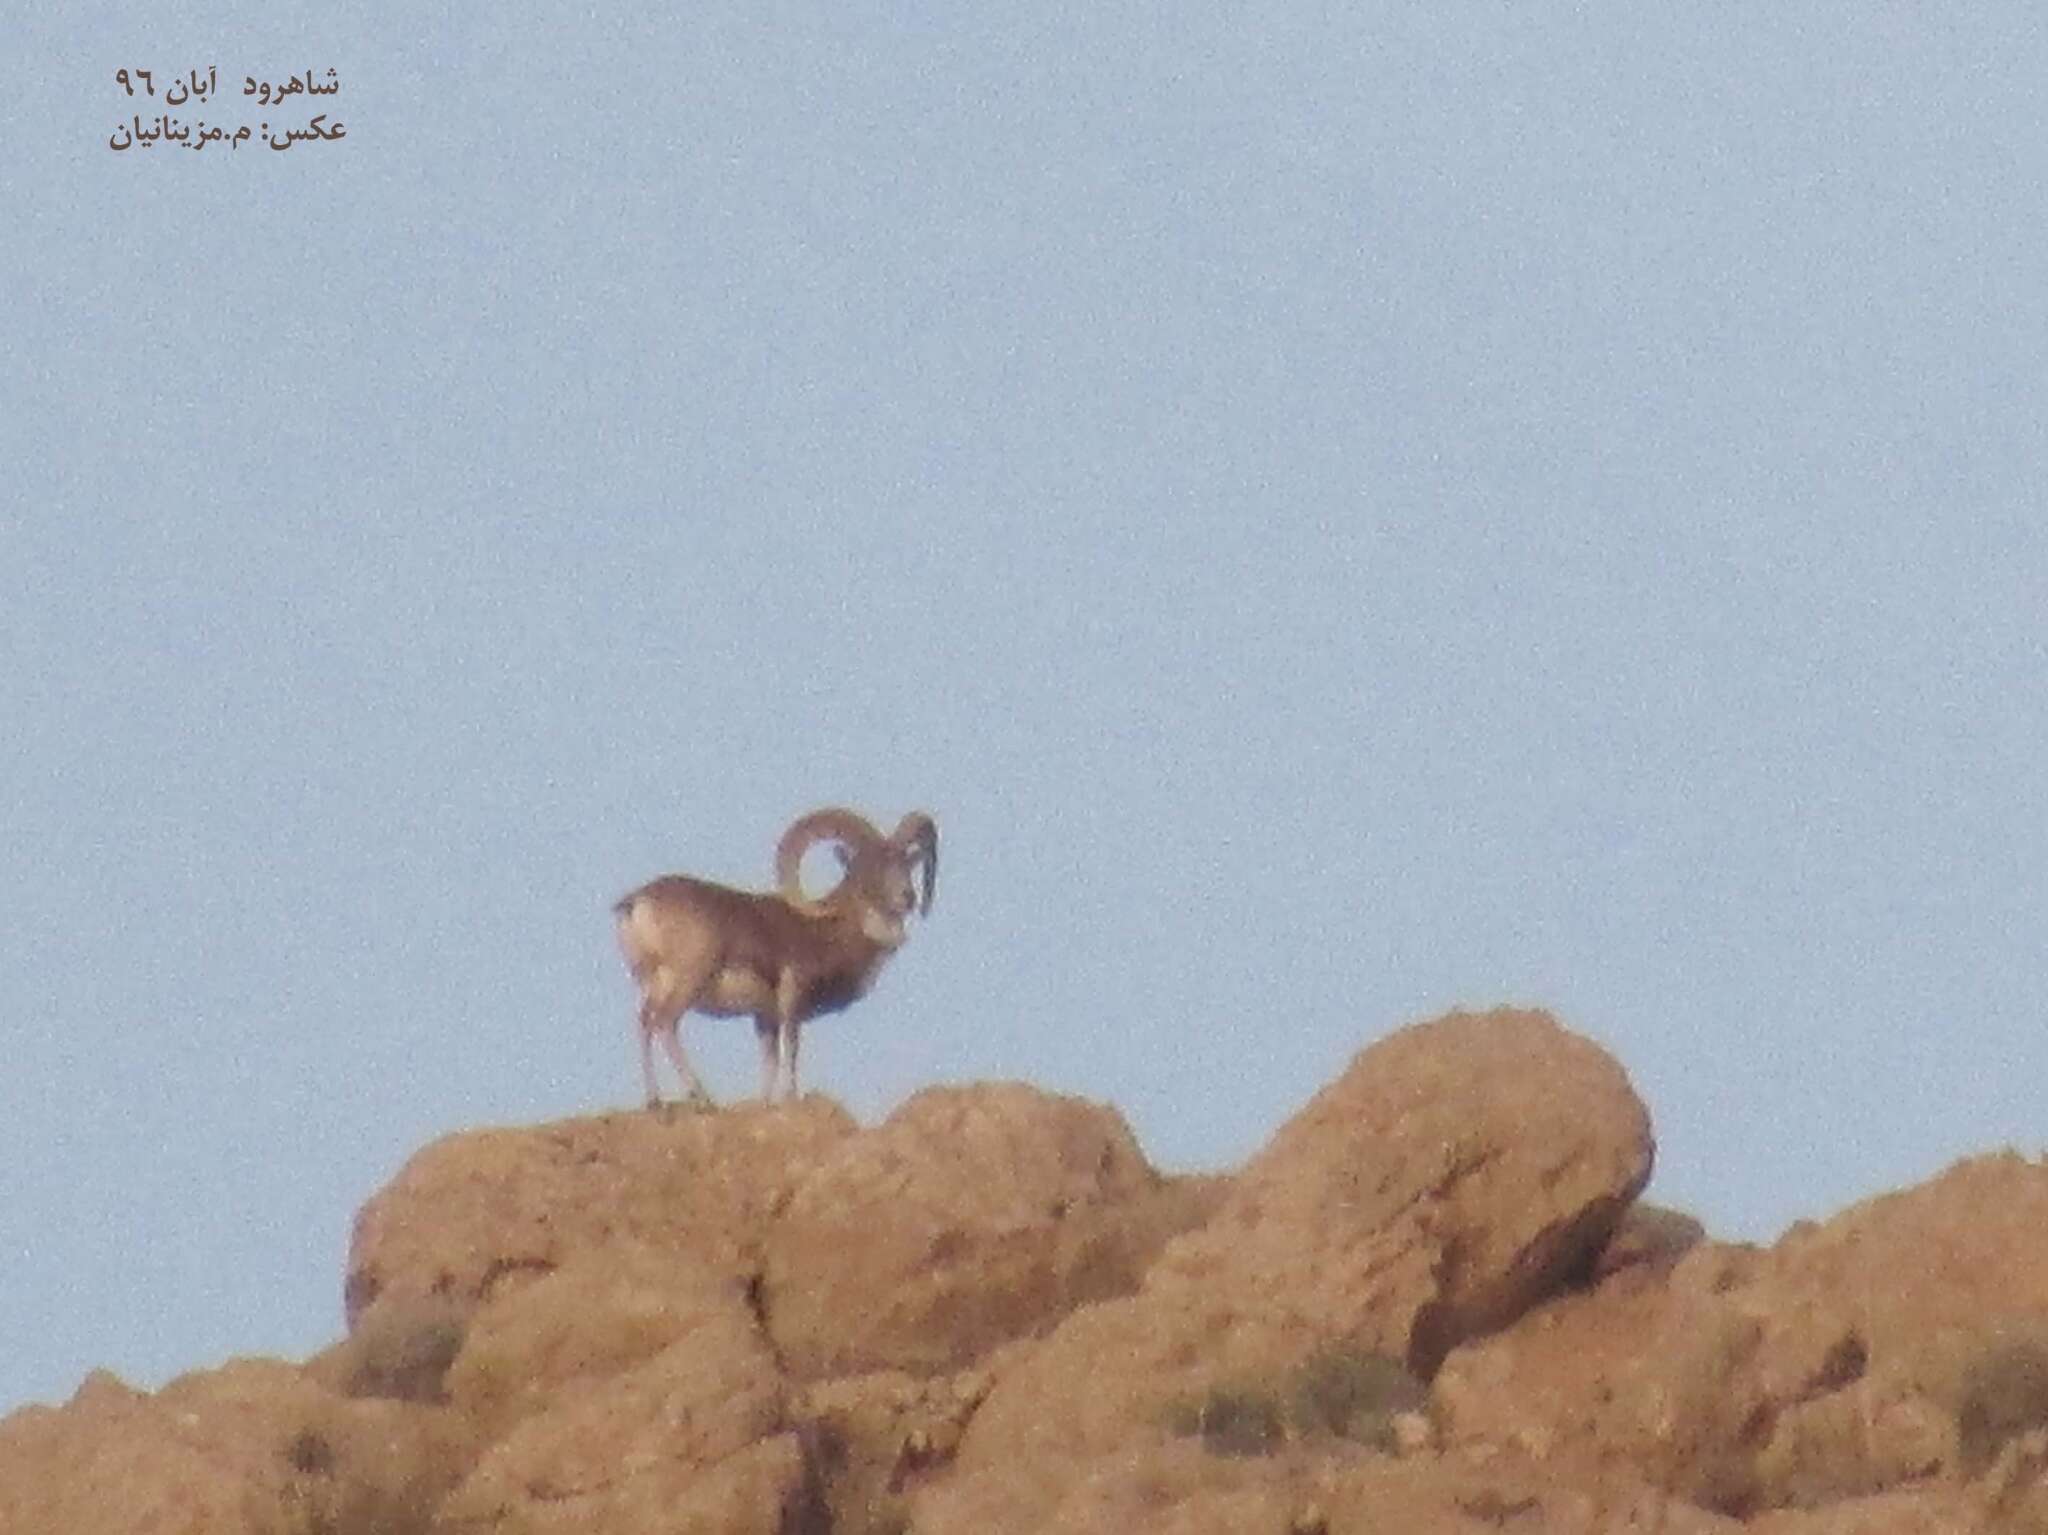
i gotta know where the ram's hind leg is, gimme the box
[636,968,715,1113]
[639,1010,662,1110]
[655,1015,715,1111]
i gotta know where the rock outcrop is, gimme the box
[342,1096,861,1331]
[762,1080,1212,1377]
[1151,1005,1656,1369]
[924,1006,1657,1526]
[1435,1151,2048,1521]
[0,1358,476,1535]
[8,1007,2048,1534]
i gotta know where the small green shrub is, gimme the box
[1163,1346,1426,1459]
[1163,1386,1287,1457]
[1287,1347,1427,1450]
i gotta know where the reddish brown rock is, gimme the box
[1149,1006,1655,1372]
[1594,1201,1707,1280]
[1437,1151,2048,1518]
[433,1281,812,1535]
[936,1289,1318,1511]
[309,1290,471,1403]
[1433,1242,1784,1511]
[0,1358,475,1535]
[940,1008,1656,1527]
[36,1009,2048,1534]
[1742,1485,2005,1533]
[916,1437,1741,1535]
[443,1245,760,1441]
[0,1371,262,1535]
[761,1081,1206,1378]
[344,1097,857,1329]
[792,1365,1001,1535]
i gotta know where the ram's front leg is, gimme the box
[780,1018,803,1103]
[752,972,807,1103]
[778,969,813,1103]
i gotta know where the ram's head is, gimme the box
[775,808,938,944]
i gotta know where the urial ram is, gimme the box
[614,808,938,1108]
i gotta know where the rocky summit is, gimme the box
[7,1007,2048,1533]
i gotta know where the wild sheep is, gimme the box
[613,808,938,1108]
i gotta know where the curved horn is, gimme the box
[891,811,939,915]
[775,807,884,909]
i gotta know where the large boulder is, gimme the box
[1435,1151,2048,1519]
[1433,1241,1784,1511]
[335,1083,1216,1531]
[761,1082,1212,1377]
[443,1245,761,1441]
[344,1097,857,1329]
[433,1277,818,1535]
[1149,1006,1655,1371]
[933,1008,1656,1527]
[792,1365,1002,1535]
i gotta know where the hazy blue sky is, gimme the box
[4,6,2045,1415]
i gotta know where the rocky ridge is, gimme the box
[7,1006,2048,1534]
